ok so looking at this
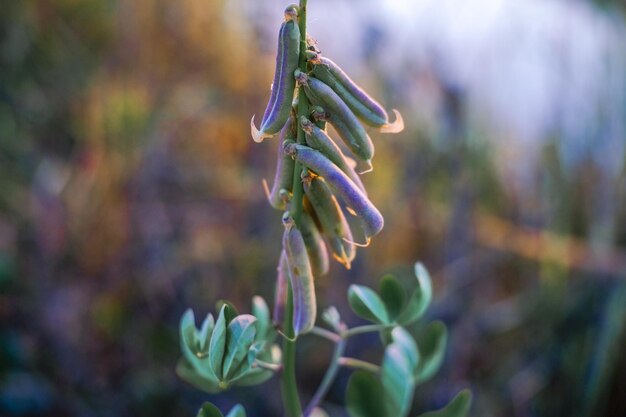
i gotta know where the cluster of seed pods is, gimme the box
[251,4,404,337]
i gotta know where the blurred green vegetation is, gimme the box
[1,1,625,417]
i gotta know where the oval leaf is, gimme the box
[216,300,239,325]
[417,390,472,417]
[396,263,433,325]
[379,274,406,320]
[176,359,220,393]
[208,305,228,380]
[390,327,419,371]
[346,370,386,417]
[196,402,224,417]
[222,314,257,380]
[252,295,272,342]
[416,321,448,383]
[225,404,246,417]
[348,285,389,324]
[382,344,415,417]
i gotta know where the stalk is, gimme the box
[282,1,308,416]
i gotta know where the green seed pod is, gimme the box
[302,172,355,269]
[282,216,317,337]
[307,54,405,133]
[273,250,289,327]
[264,115,296,210]
[285,143,384,238]
[295,70,374,164]
[299,205,330,277]
[300,116,366,194]
[251,7,300,143]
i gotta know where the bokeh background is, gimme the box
[1,0,625,416]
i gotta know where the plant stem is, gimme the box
[343,323,393,338]
[310,326,341,343]
[303,336,347,416]
[281,279,302,417]
[338,357,381,374]
[282,2,308,416]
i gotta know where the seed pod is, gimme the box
[301,116,366,194]
[299,208,330,277]
[285,143,384,238]
[251,7,300,143]
[265,115,296,210]
[302,172,355,268]
[282,216,317,336]
[295,70,374,164]
[309,54,404,133]
[273,250,289,327]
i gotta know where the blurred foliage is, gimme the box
[0,1,625,417]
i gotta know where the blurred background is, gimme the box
[1,0,625,416]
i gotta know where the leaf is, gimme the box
[348,285,390,324]
[179,310,216,380]
[198,313,215,352]
[346,371,386,417]
[379,274,406,320]
[216,300,239,324]
[208,305,228,380]
[252,295,273,342]
[416,321,448,383]
[417,390,472,417]
[222,314,257,380]
[176,359,220,394]
[322,306,342,331]
[396,263,433,326]
[196,402,224,417]
[382,344,416,417]
[390,327,419,371]
[225,404,246,417]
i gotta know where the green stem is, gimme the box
[303,336,347,416]
[281,279,302,417]
[282,2,308,416]
[338,357,381,374]
[343,323,394,338]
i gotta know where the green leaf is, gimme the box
[416,321,448,383]
[379,274,406,320]
[390,327,419,371]
[225,404,246,417]
[348,285,390,324]
[176,358,220,393]
[382,343,416,417]
[196,402,224,417]
[222,314,257,380]
[322,306,342,332]
[417,390,472,417]
[209,305,228,380]
[252,295,273,342]
[198,313,215,352]
[346,371,386,417]
[179,310,216,380]
[216,300,239,324]
[396,263,433,326]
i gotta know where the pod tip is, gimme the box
[251,115,272,143]
[358,160,373,174]
[380,109,404,134]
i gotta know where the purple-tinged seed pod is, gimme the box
[302,172,355,269]
[265,115,296,210]
[273,250,289,328]
[251,7,300,143]
[285,143,384,238]
[295,70,374,163]
[299,209,330,277]
[282,217,317,337]
[301,116,366,194]
[308,54,404,133]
